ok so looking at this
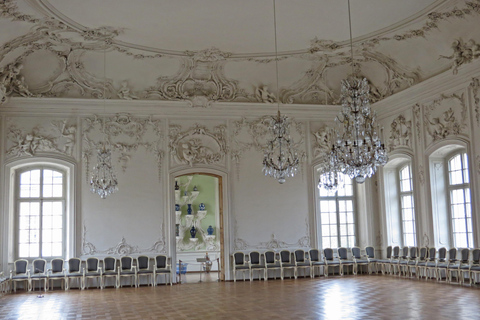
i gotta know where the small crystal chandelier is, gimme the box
[90,44,118,199]
[262,0,300,184]
[263,110,300,184]
[330,0,387,184]
[90,145,118,199]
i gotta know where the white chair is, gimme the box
[83,257,103,289]
[65,258,83,290]
[232,252,249,282]
[10,259,30,292]
[118,256,137,288]
[154,255,172,286]
[102,257,118,288]
[47,258,66,290]
[137,256,154,286]
[30,258,48,292]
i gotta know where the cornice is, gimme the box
[374,58,480,119]
[0,97,340,121]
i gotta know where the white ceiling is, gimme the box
[0,0,478,106]
[40,0,439,53]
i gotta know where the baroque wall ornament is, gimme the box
[387,114,412,152]
[82,113,164,181]
[145,48,248,108]
[470,77,480,126]
[169,123,228,167]
[312,127,330,158]
[234,219,310,251]
[82,225,166,255]
[423,93,467,142]
[440,39,480,74]
[6,120,76,158]
[413,104,422,140]
[418,165,425,186]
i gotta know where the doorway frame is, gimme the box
[169,168,230,282]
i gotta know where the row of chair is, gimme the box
[231,247,378,281]
[377,246,480,285]
[232,246,480,286]
[9,255,172,292]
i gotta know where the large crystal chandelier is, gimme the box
[262,0,300,184]
[329,0,387,184]
[90,44,118,199]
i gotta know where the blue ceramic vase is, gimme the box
[187,204,192,215]
[207,225,214,235]
[190,226,196,238]
[199,203,206,211]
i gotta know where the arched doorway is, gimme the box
[171,171,226,282]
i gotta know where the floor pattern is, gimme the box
[1,274,480,319]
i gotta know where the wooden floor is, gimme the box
[1,274,480,319]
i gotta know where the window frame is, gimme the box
[4,158,76,264]
[14,166,67,260]
[317,171,357,249]
[446,151,473,248]
[398,164,416,247]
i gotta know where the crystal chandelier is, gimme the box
[318,131,344,193]
[263,110,300,184]
[90,44,118,198]
[262,0,300,184]
[329,0,387,184]
[90,145,118,199]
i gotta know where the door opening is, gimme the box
[174,173,224,283]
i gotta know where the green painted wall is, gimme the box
[175,174,218,251]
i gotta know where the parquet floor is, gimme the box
[1,274,480,320]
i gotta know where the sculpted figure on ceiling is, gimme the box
[440,39,480,74]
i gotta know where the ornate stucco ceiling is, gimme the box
[0,0,479,107]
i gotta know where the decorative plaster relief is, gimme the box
[418,165,425,186]
[6,120,76,157]
[423,233,430,247]
[254,85,276,103]
[423,93,467,143]
[413,104,422,141]
[234,219,310,251]
[0,61,36,104]
[145,48,247,107]
[235,233,310,251]
[312,127,330,158]
[82,225,166,255]
[387,114,412,152]
[82,113,164,180]
[440,39,480,74]
[169,123,227,167]
[470,77,480,126]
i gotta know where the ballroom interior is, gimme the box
[1,0,480,318]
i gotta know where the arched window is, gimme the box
[447,152,472,248]
[318,174,356,249]
[382,157,417,248]
[399,165,416,246]
[16,167,66,258]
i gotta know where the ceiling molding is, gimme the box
[375,58,480,119]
